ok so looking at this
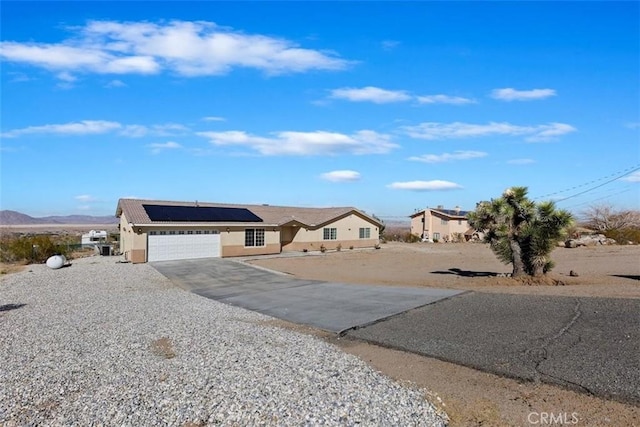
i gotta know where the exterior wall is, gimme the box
[284,213,379,251]
[220,226,281,257]
[119,214,148,262]
[117,212,381,261]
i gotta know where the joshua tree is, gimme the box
[467,187,573,277]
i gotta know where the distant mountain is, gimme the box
[0,210,118,225]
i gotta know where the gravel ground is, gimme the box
[0,255,446,426]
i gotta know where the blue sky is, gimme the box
[1,1,639,221]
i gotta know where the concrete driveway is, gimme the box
[151,257,463,334]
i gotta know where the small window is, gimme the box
[323,227,337,240]
[203,230,210,234]
[441,219,448,225]
[195,230,202,234]
[187,230,193,235]
[149,231,158,236]
[178,231,185,235]
[359,228,371,239]
[245,228,265,247]
[169,230,176,235]
[159,231,167,235]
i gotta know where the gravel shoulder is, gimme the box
[0,256,446,426]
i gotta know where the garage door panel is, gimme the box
[148,234,220,262]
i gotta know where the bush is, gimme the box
[0,235,70,263]
[605,227,640,245]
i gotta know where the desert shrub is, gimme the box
[0,235,70,263]
[605,227,640,245]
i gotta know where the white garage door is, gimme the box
[148,232,220,262]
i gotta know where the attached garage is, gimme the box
[147,231,220,262]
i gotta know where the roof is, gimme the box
[410,207,470,219]
[116,198,382,228]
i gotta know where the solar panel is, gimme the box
[143,204,263,222]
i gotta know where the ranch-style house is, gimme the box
[116,198,382,263]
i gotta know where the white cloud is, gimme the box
[197,129,398,156]
[409,150,487,163]
[147,141,182,154]
[381,40,400,50]
[105,79,127,87]
[330,86,412,104]
[74,194,96,202]
[1,120,122,138]
[491,88,556,101]
[120,123,189,137]
[403,121,576,142]
[507,158,536,165]
[620,171,640,182]
[56,71,77,82]
[387,180,463,191]
[202,116,226,122]
[625,122,640,130]
[0,20,350,79]
[416,94,476,105]
[320,170,361,182]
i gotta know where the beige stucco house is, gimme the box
[116,198,382,263]
[410,206,471,242]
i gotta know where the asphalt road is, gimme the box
[151,258,462,334]
[348,292,640,405]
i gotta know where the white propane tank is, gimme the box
[46,254,66,269]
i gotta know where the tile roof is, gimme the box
[116,198,381,228]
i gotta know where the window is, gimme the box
[195,230,202,234]
[433,232,441,241]
[149,231,158,235]
[245,228,265,247]
[323,227,337,240]
[203,230,210,234]
[169,230,176,235]
[441,219,448,225]
[187,230,193,235]
[159,231,167,235]
[178,231,185,235]
[359,227,371,239]
[458,220,462,225]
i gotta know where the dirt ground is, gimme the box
[251,243,640,426]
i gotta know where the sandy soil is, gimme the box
[250,243,640,426]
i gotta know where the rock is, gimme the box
[569,270,579,277]
[565,234,616,248]
[46,255,66,269]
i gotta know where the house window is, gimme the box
[359,227,371,239]
[149,231,157,235]
[203,230,210,234]
[441,219,448,225]
[195,230,202,234]
[159,231,167,235]
[178,231,185,235]
[433,232,441,241]
[169,230,176,235]
[245,228,265,247]
[187,230,193,235]
[323,228,337,240]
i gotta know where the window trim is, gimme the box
[245,228,266,247]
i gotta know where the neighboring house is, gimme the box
[116,198,382,263]
[81,229,108,246]
[410,206,472,242]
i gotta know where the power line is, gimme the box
[533,163,640,200]
[562,185,636,210]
